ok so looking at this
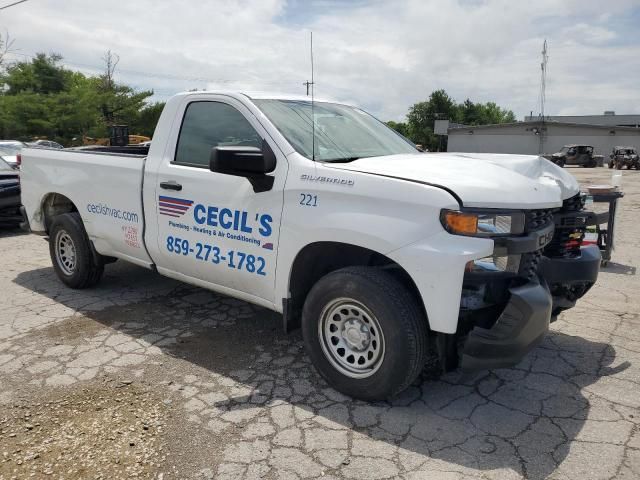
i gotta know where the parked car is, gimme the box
[28,140,64,149]
[0,141,27,168]
[549,144,598,167]
[0,157,22,226]
[609,146,639,170]
[21,91,600,400]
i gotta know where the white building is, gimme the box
[447,120,640,157]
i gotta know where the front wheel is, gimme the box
[49,212,104,289]
[302,266,428,401]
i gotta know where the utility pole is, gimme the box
[539,39,548,120]
[303,80,314,96]
[538,39,548,154]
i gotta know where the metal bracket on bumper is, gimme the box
[461,281,552,371]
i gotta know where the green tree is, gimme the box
[405,89,459,150]
[478,102,516,124]
[0,52,156,145]
[395,90,516,151]
[95,50,152,128]
[385,120,409,138]
[131,101,166,137]
[3,53,72,94]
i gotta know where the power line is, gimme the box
[0,0,29,11]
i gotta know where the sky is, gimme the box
[1,0,639,121]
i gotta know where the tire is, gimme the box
[302,266,428,401]
[49,212,104,289]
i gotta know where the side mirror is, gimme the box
[210,139,276,193]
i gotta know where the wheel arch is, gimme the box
[283,241,428,333]
[40,192,79,234]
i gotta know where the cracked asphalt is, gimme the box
[1,167,639,479]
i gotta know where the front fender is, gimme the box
[275,161,463,314]
[387,232,493,333]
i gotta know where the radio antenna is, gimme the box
[309,31,316,161]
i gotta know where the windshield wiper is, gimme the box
[321,157,361,163]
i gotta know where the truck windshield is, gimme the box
[253,99,418,162]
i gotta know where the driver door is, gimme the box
[152,95,286,303]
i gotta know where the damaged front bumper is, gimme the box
[456,195,599,371]
[461,281,552,371]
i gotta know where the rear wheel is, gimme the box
[302,266,428,400]
[49,212,104,288]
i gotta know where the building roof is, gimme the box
[524,114,640,127]
[448,120,640,134]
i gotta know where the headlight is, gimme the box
[440,210,525,237]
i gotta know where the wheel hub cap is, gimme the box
[318,298,385,379]
[55,230,76,276]
[343,319,371,351]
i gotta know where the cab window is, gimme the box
[174,101,262,167]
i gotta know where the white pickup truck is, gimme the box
[21,91,600,400]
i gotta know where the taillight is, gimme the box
[16,153,21,168]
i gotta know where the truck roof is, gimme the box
[172,90,341,104]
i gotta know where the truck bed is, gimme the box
[20,147,154,268]
[66,145,150,156]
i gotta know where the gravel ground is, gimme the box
[1,167,639,480]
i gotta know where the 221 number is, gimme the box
[299,193,318,207]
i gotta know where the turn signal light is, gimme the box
[442,211,478,235]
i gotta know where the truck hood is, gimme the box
[327,152,579,209]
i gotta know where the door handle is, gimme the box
[160,181,182,191]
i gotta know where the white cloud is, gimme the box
[1,0,639,120]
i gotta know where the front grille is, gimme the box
[525,209,554,232]
[519,250,543,280]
